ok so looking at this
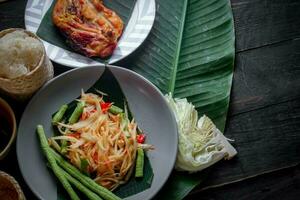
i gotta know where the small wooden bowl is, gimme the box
[0,97,16,160]
[0,171,26,200]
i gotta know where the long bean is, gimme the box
[36,125,80,200]
[108,105,123,114]
[135,148,144,178]
[52,104,68,125]
[50,148,121,200]
[68,101,85,124]
[52,104,68,153]
[48,138,61,153]
[60,101,85,153]
[60,167,103,200]
[60,141,68,154]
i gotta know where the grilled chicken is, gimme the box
[52,0,124,58]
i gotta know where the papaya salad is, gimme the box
[38,90,153,199]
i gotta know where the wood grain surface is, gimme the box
[187,164,300,200]
[231,39,300,115]
[232,0,300,52]
[0,0,300,199]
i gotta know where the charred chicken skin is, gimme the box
[52,0,124,58]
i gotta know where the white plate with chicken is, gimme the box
[24,0,156,67]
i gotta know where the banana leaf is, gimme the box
[127,0,235,199]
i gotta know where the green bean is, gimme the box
[80,158,89,176]
[60,141,68,154]
[60,167,103,200]
[60,101,85,154]
[52,104,68,125]
[48,138,61,153]
[108,105,123,115]
[68,101,85,124]
[135,148,144,178]
[49,148,121,200]
[36,125,80,200]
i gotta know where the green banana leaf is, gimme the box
[127,0,235,199]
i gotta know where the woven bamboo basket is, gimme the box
[0,28,54,101]
[0,171,26,200]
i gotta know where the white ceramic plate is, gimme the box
[24,0,156,67]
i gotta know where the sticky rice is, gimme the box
[0,30,43,79]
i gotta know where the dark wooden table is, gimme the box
[1,0,300,199]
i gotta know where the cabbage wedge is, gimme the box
[165,94,237,172]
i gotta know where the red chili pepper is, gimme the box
[80,109,97,120]
[92,152,99,164]
[136,134,146,144]
[100,102,112,112]
[68,132,81,139]
[104,160,112,169]
[80,112,87,120]
[90,109,96,113]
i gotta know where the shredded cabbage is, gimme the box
[165,94,237,172]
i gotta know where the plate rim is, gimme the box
[16,64,178,200]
